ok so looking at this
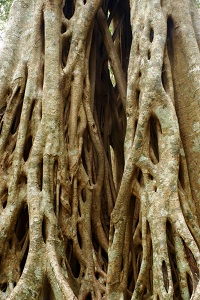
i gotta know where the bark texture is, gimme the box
[0,0,200,299]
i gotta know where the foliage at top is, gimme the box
[0,0,13,21]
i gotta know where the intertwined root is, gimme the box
[0,0,200,299]
[107,0,200,299]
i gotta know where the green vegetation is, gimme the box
[0,0,12,43]
[0,0,12,21]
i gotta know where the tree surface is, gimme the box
[0,0,200,299]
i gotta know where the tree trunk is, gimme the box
[0,0,200,299]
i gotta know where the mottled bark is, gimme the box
[0,0,200,299]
